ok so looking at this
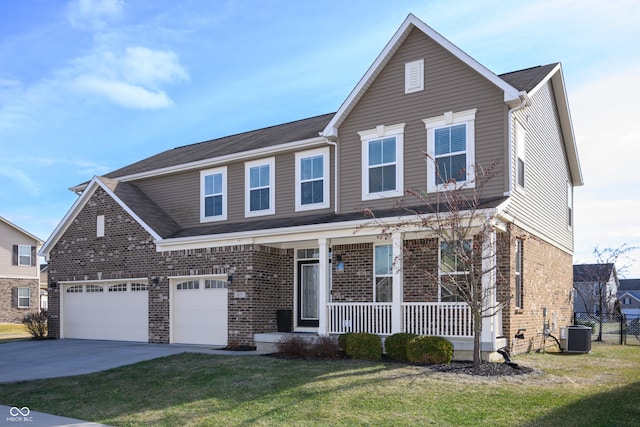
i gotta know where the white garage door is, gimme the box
[63,281,148,342]
[173,278,228,346]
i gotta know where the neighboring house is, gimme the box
[573,263,619,316]
[618,279,640,317]
[40,264,49,310]
[0,216,43,323]
[40,14,582,358]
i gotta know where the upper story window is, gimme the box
[405,59,424,94]
[516,122,526,189]
[201,167,227,222]
[423,109,476,192]
[245,157,275,217]
[96,215,105,237]
[359,123,405,201]
[567,181,573,228]
[295,147,330,211]
[17,245,32,266]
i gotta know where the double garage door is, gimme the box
[62,277,228,346]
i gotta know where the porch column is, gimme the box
[481,227,498,350]
[392,232,404,334]
[317,237,330,336]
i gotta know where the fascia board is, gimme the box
[322,14,520,137]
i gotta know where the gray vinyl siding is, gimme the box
[133,146,335,229]
[509,81,573,252]
[337,28,508,213]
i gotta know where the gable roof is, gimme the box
[619,279,640,291]
[0,216,43,244]
[499,64,559,93]
[617,291,640,302]
[573,263,617,283]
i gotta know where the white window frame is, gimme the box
[96,215,105,237]
[373,244,393,302]
[200,166,227,222]
[18,287,30,308]
[405,59,424,94]
[516,121,526,190]
[245,158,275,217]
[18,245,31,266]
[295,147,330,211]
[359,123,405,201]
[515,239,523,309]
[567,181,573,228]
[424,109,477,193]
[438,239,472,302]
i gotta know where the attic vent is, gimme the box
[405,59,424,94]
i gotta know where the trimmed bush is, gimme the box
[406,336,453,365]
[23,311,48,339]
[384,333,417,361]
[344,332,382,361]
[309,336,341,360]
[338,332,353,353]
[276,335,307,357]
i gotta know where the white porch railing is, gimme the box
[327,302,392,335]
[327,302,474,337]
[402,302,473,337]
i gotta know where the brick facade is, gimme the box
[0,278,39,323]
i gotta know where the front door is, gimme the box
[297,260,319,327]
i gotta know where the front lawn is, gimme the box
[0,323,29,343]
[0,342,638,426]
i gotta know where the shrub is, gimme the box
[309,336,341,360]
[406,336,453,365]
[23,311,48,339]
[338,332,353,353]
[344,332,382,360]
[385,333,417,361]
[276,335,307,357]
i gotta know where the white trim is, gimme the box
[17,244,31,266]
[424,109,476,193]
[245,157,275,217]
[322,14,520,137]
[295,147,330,211]
[373,243,393,303]
[96,215,105,237]
[359,123,405,200]
[200,166,228,222]
[405,59,424,94]
[515,120,526,191]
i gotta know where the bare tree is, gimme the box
[362,161,509,368]
[574,244,637,341]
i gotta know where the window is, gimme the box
[205,279,228,289]
[18,245,31,266]
[96,215,105,237]
[66,285,83,293]
[177,280,199,290]
[439,240,472,302]
[131,283,148,291]
[245,158,275,216]
[86,285,104,292]
[109,283,127,292]
[516,123,526,189]
[515,239,523,309]
[567,181,573,228]
[424,109,476,192]
[295,148,330,211]
[18,288,30,308]
[201,167,227,222]
[405,59,424,94]
[359,123,405,200]
[374,245,393,302]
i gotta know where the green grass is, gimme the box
[0,342,638,426]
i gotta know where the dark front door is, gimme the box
[297,260,319,327]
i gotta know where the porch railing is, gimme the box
[327,302,392,335]
[402,302,473,337]
[327,301,474,337]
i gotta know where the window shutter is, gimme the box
[31,246,37,266]
[12,245,18,265]
[11,288,18,308]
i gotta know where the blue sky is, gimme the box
[1,0,639,276]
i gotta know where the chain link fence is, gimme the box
[574,312,640,345]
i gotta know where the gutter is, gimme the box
[325,137,339,214]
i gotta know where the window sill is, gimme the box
[515,308,524,315]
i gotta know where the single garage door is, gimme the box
[62,281,148,342]
[173,277,228,346]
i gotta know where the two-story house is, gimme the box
[573,263,619,316]
[0,216,42,323]
[617,279,640,317]
[40,14,582,358]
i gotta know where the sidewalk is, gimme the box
[1,405,112,427]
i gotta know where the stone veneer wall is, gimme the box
[0,278,40,323]
[47,187,293,346]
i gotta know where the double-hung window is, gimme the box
[201,167,227,222]
[515,239,523,309]
[516,122,526,189]
[18,288,30,308]
[567,181,573,228]
[18,245,31,266]
[245,158,275,217]
[374,245,393,302]
[295,147,329,211]
[359,123,405,200]
[439,240,472,302]
[424,109,476,192]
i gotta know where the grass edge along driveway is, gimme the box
[0,342,638,426]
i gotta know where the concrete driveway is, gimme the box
[0,339,257,384]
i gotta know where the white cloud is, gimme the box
[0,167,41,196]
[73,75,173,109]
[67,0,124,30]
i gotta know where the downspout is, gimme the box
[326,139,339,214]
[505,92,529,197]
